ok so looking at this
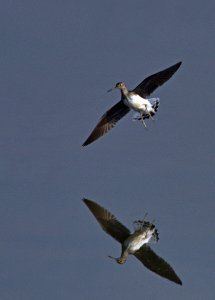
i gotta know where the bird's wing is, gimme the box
[82,100,130,146]
[83,198,130,243]
[133,62,182,97]
[134,245,182,285]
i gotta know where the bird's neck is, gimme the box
[120,85,129,97]
[117,249,129,264]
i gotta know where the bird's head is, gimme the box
[115,82,126,89]
[108,255,125,264]
[107,82,126,93]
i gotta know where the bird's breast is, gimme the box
[124,232,151,253]
[123,94,150,112]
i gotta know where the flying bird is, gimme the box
[83,198,182,285]
[83,62,182,146]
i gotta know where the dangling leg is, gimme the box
[146,109,154,121]
[140,113,147,128]
[143,212,148,222]
[149,112,154,121]
[139,213,149,230]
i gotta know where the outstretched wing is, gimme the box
[82,100,130,146]
[134,245,182,285]
[83,198,130,243]
[133,62,182,98]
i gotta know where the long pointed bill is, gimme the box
[107,87,116,93]
[108,255,118,261]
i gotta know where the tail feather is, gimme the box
[149,97,160,113]
[142,97,160,119]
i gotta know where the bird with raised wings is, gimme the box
[83,62,181,146]
[83,198,182,285]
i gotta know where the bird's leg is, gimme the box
[139,213,149,230]
[148,111,154,121]
[140,113,147,128]
[143,212,148,221]
[143,103,154,121]
[146,108,154,121]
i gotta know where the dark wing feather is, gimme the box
[82,100,130,146]
[134,245,182,285]
[133,62,182,97]
[83,198,130,243]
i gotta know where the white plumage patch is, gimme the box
[124,227,156,253]
[124,94,150,111]
[131,97,160,121]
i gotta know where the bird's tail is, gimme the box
[143,97,160,119]
[148,97,160,113]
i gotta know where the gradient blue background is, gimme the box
[0,1,215,299]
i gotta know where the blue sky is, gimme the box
[0,1,215,299]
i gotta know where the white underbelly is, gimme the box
[124,233,152,253]
[123,94,151,112]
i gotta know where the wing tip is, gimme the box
[82,136,94,146]
[82,198,92,205]
[82,140,89,147]
[82,132,101,147]
[83,198,100,212]
[175,276,183,285]
[175,61,182,69]
[168,269,182,285]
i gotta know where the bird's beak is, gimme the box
[107,87,116,93]
[108,255,118,261]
